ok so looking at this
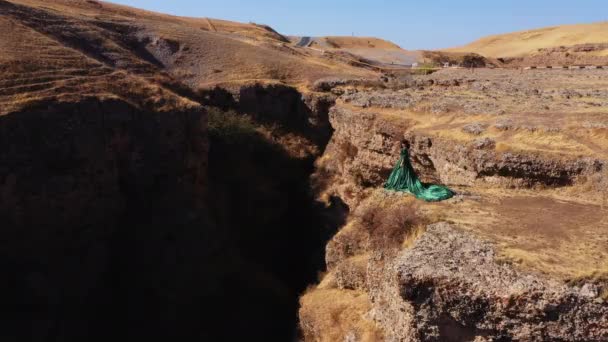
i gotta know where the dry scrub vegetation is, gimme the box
[325,192,428,271]
[355,194,426,252]
[300,191,430,341]
[299,288,383,342]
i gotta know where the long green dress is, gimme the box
[384,149,454,202]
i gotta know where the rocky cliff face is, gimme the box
[202,82,336,149]
[203,87,342,339]
[368,223,608,341]
[316,102,604,209]
[0,97,216,340]
[0,81,346,340]
[300,71,608,341]
[0,98,207,229]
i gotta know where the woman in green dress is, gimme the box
[384,141,454,202]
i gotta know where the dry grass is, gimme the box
[3,0,375,102]
[345,69,608,161]
[332,68,608,283]
[420,188,608,281]
[0,0,371,117]
[566,271,608,301]
[299,288,383,342]
[448,22,608,58]
[0,2,199,114]
[302,191,428,341]
[356,196,424,251]
[311,36,421,66]
[402,224,427,249]
[321,37,402,50]
[324,190,430,275]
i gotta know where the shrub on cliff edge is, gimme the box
[356,194,425,251]
[207,107,257,144]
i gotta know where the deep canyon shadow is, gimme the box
[0,90,344,341]
[206,108,347,340]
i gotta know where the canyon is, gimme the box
[1,0,607,341]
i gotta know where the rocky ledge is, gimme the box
[368,223,608,341]
[316,104,604,208]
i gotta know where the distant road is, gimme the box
[295,36,312,47]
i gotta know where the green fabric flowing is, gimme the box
[384,149,454,202]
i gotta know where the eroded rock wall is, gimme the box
[0,97,215,340]
[368,223,608,341]
[0,81,343,341]
[301,83,608,341]
[0,98,207,230]
[316,104,603,208]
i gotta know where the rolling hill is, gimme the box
[302,36,421,65]
[0,0,374,110]
[448,21,608,58]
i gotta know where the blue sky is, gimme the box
[106,0,607,50]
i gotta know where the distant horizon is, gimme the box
[104,0,608,50]
[290,20,608,50]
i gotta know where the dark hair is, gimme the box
[401,140,410,150]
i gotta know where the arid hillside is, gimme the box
[448,21,608,58]
[290,35,492,68]
[1,0,374,93]
[303,36,422,66]
[314,36,404,51]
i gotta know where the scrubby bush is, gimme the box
[412,63,439,76]
[356,197,424,251]
[207,107,257,144]
[337,140,358,163]
[461,54,487,68]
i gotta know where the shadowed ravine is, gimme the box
[0,86,344,341]
[200,86,346,340]
[206,116,346,340]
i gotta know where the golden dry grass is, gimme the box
[0,11,197,115]
[321,37,402,50]
[448,22,608,58]
[420,188,608,282]
[338,89,608,282]
[0,1,206,114]
[2,0,375,103]
[355,193,425,251]
[299,288,383,342]
[311,36,421,65]
[338,72,608,161]
[300,191,438,340]
[373,108,608,160]
[402,224,426,249]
